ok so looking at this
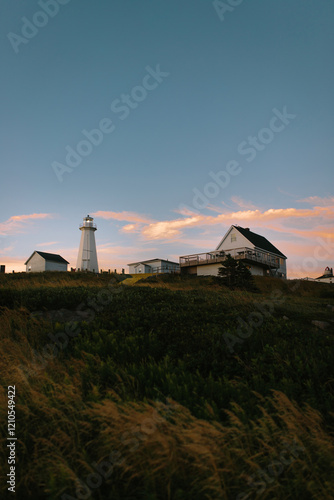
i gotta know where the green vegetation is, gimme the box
[217,254,259,291]
[0,272,333,499]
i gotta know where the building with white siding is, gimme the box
[128,258,179,275]
[314,267,333,284]
[180,225,287,278]
[25,251,69,272]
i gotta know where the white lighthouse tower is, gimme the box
[76,215,99,273]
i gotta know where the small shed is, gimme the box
[25,251,69,272]
[128,258,179,275]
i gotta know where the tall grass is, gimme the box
[0,274,334,499]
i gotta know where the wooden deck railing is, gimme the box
[179,247,280,269]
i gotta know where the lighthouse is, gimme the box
[76,215,99,273]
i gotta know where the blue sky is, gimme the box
[1,0,333,277]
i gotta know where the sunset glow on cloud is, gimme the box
[92,211,153,224]
[101,199,333,242]
[0,213,54,236]
[298,196,334,206]
[230,196,258,210]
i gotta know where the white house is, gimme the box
[180,225,287,278]
[128,258,180,275]
[25,251,69,272]
[314,267,333,284]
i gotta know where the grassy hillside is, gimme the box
[0,272,334,499]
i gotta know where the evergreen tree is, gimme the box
[218,254,258,291]
[217,254,238,287]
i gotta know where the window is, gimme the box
[231,234,236,242]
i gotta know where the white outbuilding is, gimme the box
[25,251,69,272]
[128,258,180,274]
[315,267,333,284]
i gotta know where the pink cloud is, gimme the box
[10,213,52,222]
[0,246,14,255]
[92,210,153,224]
[137,204,334,241]
[36,241,59,247]
[141,215,202,239]
[123,224,136,231]
[0,213,54,236]
[231,196,259,210]
[297,195,334,206]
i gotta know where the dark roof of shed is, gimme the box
[127,258,179,266]
[316,273,333,280]
[25,251,69,265]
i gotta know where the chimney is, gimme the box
[245,228,250,231]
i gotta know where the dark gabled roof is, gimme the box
[25,251,69,265]
[127,258,179,266]
[234,226,287,259]
[316,273,334,280]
